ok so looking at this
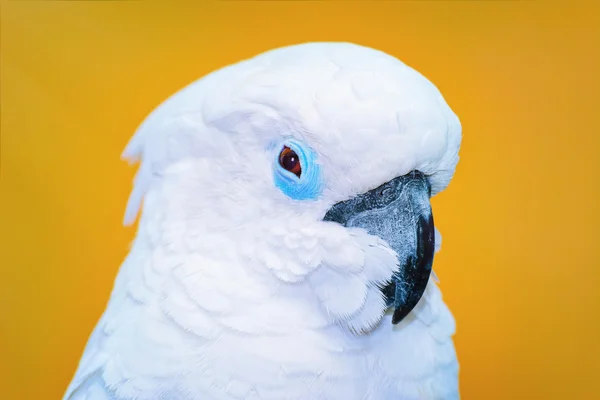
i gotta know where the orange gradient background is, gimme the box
[1,1,599,399]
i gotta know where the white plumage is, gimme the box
[65,42,462,400]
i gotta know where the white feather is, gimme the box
[65,42,461,400]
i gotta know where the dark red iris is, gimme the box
[279,146,302,177]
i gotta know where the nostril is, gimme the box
[380,188,392,197]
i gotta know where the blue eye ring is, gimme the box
[272,139,323,201]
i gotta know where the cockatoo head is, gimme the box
[123,42,461,326]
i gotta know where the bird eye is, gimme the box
[272,140,322,200]
[279,146,302,177]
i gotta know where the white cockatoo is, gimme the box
[64,42,461,400]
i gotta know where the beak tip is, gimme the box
[391,307,410,325]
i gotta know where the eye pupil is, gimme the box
[283,153,297,169]
[279,146,302,177]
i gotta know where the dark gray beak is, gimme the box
[323,170,435,325]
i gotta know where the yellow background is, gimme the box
[1,1,599,399]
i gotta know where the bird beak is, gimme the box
[323,171,435,325]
